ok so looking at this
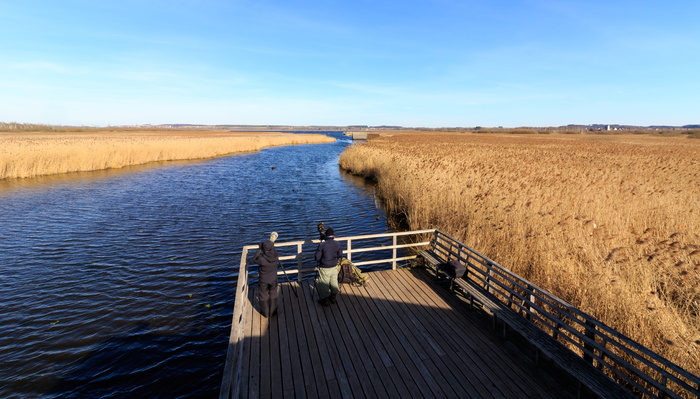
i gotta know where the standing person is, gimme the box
[314,228,343,306]
[253,232,280,317]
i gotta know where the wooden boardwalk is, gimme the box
[238,267,578,399]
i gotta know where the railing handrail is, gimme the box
[430,229,700,399]
[240,229,436,279]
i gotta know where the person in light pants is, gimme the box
[314,228,342,306]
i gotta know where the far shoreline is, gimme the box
[0,129,335,180]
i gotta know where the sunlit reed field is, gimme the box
[0,130,334,179]
[339,132,700,374]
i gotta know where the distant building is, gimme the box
[347,131,367,140]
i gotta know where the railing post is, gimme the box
[346,238,352,262]
[597,341,607,371]
[552,312,561,340]
[523,286,534,320]
[659,376,668,399]
[486,267,492,293]
[392,233,397,270]
[507,288,514,308]
[297,243,303,282]
[459,245,468,279]
[583,320,596,365]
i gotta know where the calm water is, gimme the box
[0,132,391,398]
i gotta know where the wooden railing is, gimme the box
[219,229,435,399]
[428,229,700,399]
[220,228,699,398]
[219,243,253,399]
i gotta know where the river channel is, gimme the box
[0,131,392,398]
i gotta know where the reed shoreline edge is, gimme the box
[0,130,335,180]
[338,131,700,377]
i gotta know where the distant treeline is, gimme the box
[0,123,174,133]
[2,122,699,138]
[464,127,700,138]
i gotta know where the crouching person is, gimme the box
[253,232,280,317]
[314,228,342,306]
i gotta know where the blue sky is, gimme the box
[1,0,698,127]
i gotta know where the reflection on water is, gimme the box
[0,159,210,197]
[0,132,390,398]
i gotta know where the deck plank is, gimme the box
[352,275,435,398]
[323,293,369,399]
[237,267,580,399]
[383,269,512,398]
[335,284,392,399]
[404,268,568,399]
[394,269,510,398]
[388,269,510,398]
[298,281,332,399]
[277,285,297,399]
[285,282,315,399]
[248,287,261,399]
[382,271,503,389]
[238,287,254,398]
[259,294,271,399]
[336,283,405,398]
[269,286,283,399]
[364,271,459,398]
[399,268,536,397]
[371,270,488,399]
[305,280,345,398]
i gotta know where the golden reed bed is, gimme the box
[339,132,700,374]
[0,130,334,179]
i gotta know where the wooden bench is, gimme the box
[418,249,485,315]
[417,249,635,399]
[417,249,444,279]
[419,249,468,294]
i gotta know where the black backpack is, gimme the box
[439,259,466,279]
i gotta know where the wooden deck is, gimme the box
[238,267,579,399]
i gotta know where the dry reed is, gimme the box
[339,132,700,374]
[0,130,334,179]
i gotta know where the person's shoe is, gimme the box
[329,294,337,304]
[318,297,330,307]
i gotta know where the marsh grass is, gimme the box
[339,132,700,374]
[0,130,334,179]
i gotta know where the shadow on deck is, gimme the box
[238,267,580,399]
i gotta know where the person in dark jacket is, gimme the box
[253,232,280,317]
[314,228,343,306]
